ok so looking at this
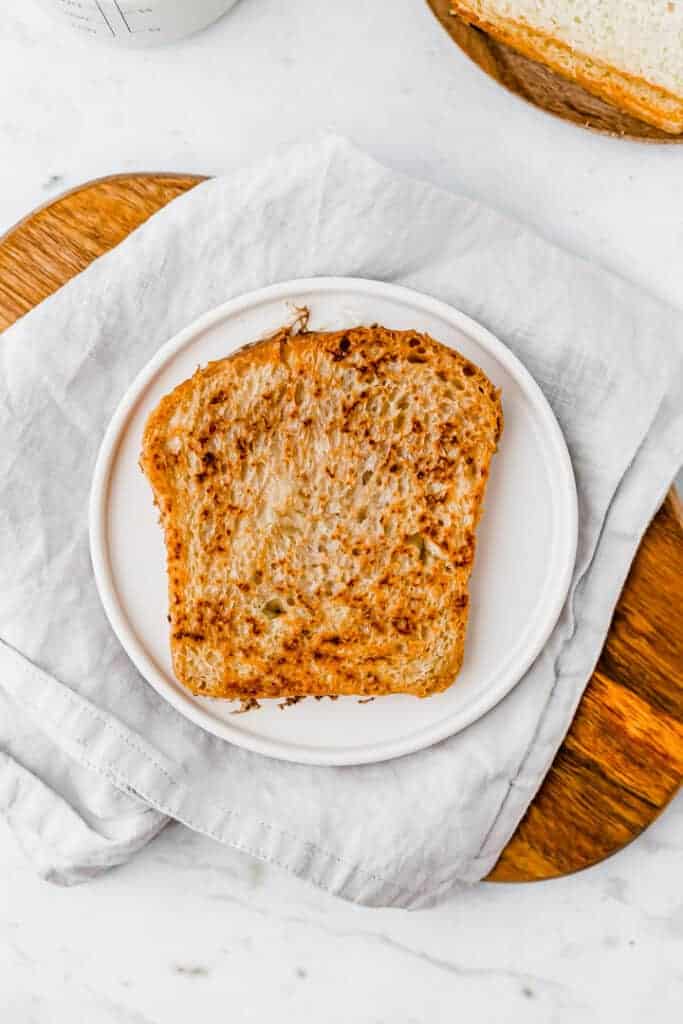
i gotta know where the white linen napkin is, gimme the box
[1,138,681,907]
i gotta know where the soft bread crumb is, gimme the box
[451,1,683,133]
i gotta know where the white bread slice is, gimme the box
[450,1,683,134]
[141,324,503,700]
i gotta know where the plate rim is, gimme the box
[89,276,578,766]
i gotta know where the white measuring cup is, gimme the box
[34,0,240,46]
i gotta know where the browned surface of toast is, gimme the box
[141,324,502,700]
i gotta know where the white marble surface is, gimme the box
[2,803,682,1023]
[0,1,681,1021]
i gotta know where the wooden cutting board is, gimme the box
[427,0,683,143]
[0,174,681,881]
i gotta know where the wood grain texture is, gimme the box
[0,173,680,881]
[0,174,206,329]
[490,490,683,880]
[427,1,683,143]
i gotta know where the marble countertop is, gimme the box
[2,802,682,1024]
[0,1,681,1021]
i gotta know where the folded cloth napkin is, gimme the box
[1,138,681,907]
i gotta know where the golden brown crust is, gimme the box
[141,324,503,700]
[450,3,683,134]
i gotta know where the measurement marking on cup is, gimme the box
[55,0,96,24]
[93,0,115,35]
[112,0,132,31]
[115,5,162,35]
[52,0,232,40]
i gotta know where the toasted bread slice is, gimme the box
[450,1,683,134]
[141,323,502,700]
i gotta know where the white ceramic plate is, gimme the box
[90,278,577,766]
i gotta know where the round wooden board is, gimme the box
[0,174,681,881]
[427,1,683,143]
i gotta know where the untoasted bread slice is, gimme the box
[450,2,683,134]
[141,323,502,700]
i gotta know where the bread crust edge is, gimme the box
[450,2,683,134]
